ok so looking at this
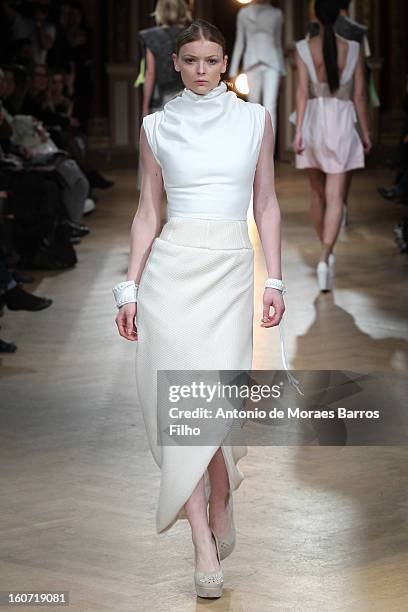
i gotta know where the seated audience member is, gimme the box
[378,79,408,205]
[5,37,36,73]
[0,240,53,352]
[20,64,114,190]
[2,0,56,65]
[0,155,80,269]
[1,63,29,115]
[21,63,75,129]
[0,246,53,310]
[47,1,75,82]
[65,1,95,132]
[0,67,93,223]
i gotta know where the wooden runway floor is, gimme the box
[1,165,407,611]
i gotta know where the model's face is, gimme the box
[173,39,227,95]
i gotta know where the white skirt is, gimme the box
[135,216,254,533]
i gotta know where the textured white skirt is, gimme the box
[135,216,254,533]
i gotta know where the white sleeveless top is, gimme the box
[142,80,266,220]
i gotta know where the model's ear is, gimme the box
[222,54,228,74]
[172,52,180,72]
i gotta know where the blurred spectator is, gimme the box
[0,188,53,351]
[47,1,75,92]
[0,154,75,269]
[0,1,12,62]
[0,254,52,311]
[49,68,73,116]
[65,1,94,131]
[19,64,113,190]
[4,37,35,72]
[0,246,53,353]
[2,0,56,65]
[0,69,91,227]
[1,64,28,114]
[0,0,114,283]
[378,78,408,205]
[21,63,74,129]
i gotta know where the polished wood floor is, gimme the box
[1,165,407,611]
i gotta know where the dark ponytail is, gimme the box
[314,0,341,94]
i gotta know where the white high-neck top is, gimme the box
[142,80,266,220]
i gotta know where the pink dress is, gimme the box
[294,37,365,174]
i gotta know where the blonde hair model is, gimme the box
[152,0,192,27]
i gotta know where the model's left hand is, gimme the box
[260,288,285,328]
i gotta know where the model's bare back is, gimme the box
[309,34,349,83]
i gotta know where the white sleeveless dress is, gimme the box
[293,38,365,173]
[137,81,265,534]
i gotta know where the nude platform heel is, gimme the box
[216,493,236,561]
[194,530,224,599]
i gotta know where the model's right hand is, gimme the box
[260,289,285,328]
[115,302,138,341]
[293,131,304,155]
[363,134,372,154]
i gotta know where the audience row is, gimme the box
[0,0,114,352]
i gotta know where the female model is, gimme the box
[293,0,371,291]
[138,0,192,117]
[113,19,285,599]
[136,0,192,190]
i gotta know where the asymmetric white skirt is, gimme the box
[135,216,254,533]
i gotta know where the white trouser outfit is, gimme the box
[246,63,280,140]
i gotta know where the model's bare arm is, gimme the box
[115,125,163,341]
[253,109,284,328]
[126,126,163,282]
[142,47,156,117]
[293,48,308,154]
[353,47,371,152]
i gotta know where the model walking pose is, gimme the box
[113,19,284,599]
[308,0,373,227]
[135,0,192,190]
[229,0,286,139]
[293,0,371,291]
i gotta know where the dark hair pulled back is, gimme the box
[175,18,226,56]
[314,0,341,94]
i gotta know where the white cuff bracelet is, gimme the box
[265,278,286,294]
[112,280,139,308]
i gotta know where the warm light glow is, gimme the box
[235,73,249,95]
[236,0,252,4]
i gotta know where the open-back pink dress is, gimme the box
[294,37,365,174]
